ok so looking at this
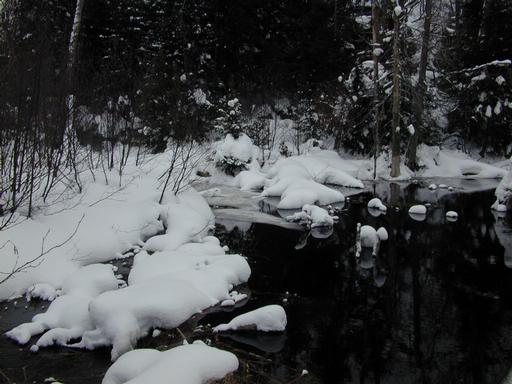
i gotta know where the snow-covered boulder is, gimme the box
[102,341,238,384]
[367,197,387,213]
[409,205,427,215]
[356,224,388,257]
[446,211,458,221]
[213,305,287,333]
[286,204,337,228]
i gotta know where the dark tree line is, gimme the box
[0,0,511,221]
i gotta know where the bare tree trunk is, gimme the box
[65,0,86,191]
[406,0,432,170]
[390,4,402,178]
[372,0,382,180]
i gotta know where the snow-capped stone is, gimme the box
[409,205,427,215]
[367,197,387,212]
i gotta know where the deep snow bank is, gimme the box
[6,188,251,363]
[6,264,121,349]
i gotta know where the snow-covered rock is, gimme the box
[446,211,458,221]
[213,305,287,333]
[367,198,387,213]
[357,225,388,257]
[102,341,238,384]
[286,204,337,228]
[409,205,427,215]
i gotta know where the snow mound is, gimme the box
[144,189,214,252]
[77,235,250,361]
[6,264,120,348]
[234,170,267,191]
[286,204,337,228]
[409,205,427,215]
[359,225,388,250]
[446,211,458,221]
[213,305,287,333]
[258,150,363,208]
[261,177,345,209]
[417,145,507,179]
[268,154,364,189]
[213,133,260,164]
[102,341,238,384]
[367,198,387,213]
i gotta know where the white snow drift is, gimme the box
[6,189,251,363]
[6,264,121,349]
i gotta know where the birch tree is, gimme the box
[64,0,86,192]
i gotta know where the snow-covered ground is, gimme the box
[203,135,507,214]
[1,134,510,382]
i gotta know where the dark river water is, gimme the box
[1,180,512,384]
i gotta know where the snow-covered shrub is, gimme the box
[213,133,260,176]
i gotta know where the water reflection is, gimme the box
[215,182,512,384]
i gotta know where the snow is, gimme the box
[213,305,287,332]
[286,204,337,228]
[213,133,260,165]
[367,198,387,213]
[407,124,415,135]
[416,145,507,179]
[446,211,458,221]
[258,149,365,209]
[234,170,267,191]
[143,189,215,252]
[409,205,427,215]
[0,154,169,301]
[358,225,388,256]
[102,341,238,384]
[492,158,512,210]
[262,177,345,209]
[4,175,252,362]
[394,5,403,16]
[77,233,250,360]
[6,264,120,348]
